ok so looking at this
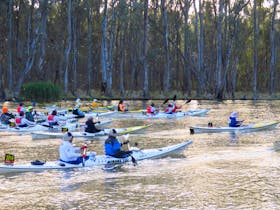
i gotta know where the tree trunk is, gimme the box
[181,0,192,95]
[101,0,108,95]
[106,0,116,97]
[37,0,48,75]
[215,0,223,100]
[193,0,205,96]
[231,57,238,99]
[72,14,77,96]
[161,0,171,94]
[86,0,92,95]
[64,0,72,94]
[143,0,149,98]
[269,0,278,95]
[253,0,259,100]
[7,0,13,90]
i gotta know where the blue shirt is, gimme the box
[104,136,121,156]
[229,117,241,127]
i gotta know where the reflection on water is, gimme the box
[1,100,280,209]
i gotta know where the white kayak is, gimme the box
[0,122,79,133]
[141,109,210,119]
[190,121,280,134]
[0,120,112,134]
[31,124,152,140]
[0,140,192,174]
[111,109,210,119]
[63,111,117,119]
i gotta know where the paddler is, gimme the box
[146,103,159,115]
[229,112,243,127]
[117,100,128,112]
[59,132,89,165]
[104,129,136,164]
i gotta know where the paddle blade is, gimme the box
[123,134,130,141]
[173,95,177,101]
[163,98,169,104]
[185,99,191,104]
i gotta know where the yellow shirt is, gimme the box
[92,101,99,108]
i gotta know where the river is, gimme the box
[0,100,280,209]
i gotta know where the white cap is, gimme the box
[230,112,238,118]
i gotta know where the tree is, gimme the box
[269,0,278,95]
[161,0,171,94]
[143,0,149,98]
[253,0,260,100]
[64,0,72,94]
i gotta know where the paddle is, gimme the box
[163,98,169,105]
[123,134,137,166]
[183,99,192,105]
[40,124,53,128]
[81,144,87,167]
[163,94,176,105]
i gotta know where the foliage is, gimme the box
[0,0,280,100]
[21,82,63,102]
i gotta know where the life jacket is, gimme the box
[147,106,152,114]
[165,107,173,114]
[17,106,21,113]
[15,117,22,124]
[171,103,179,112]
[48,115,54,121]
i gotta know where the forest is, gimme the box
[0,0,279,100]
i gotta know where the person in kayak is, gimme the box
[72,105,85,118]
[165,101,182,114]
[165,104,174,114]
[25,106,35,122]
[118,100,128,112]
[84,116,103,133]
[92,99,100,109]
[15,111,36,127]
[146,103,159,115]
[0,107,14,125]
[59,132,89,165]
[229,112,243,127]
[104,129,136,163]
[171,101,182,112]
[17,102,26,114]
[47,110,67,126]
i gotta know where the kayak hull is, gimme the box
[144,109,210,118]
[31,124,151,140]
[0,140,192,174]
[0,123,79,133]
[190,121,279,134]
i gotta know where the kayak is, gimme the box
[190,121,280,134]
[63,111,117,119]
[111,109,210,119]
[0,120,113,134]
[31,124,152,140]
[141,109,210,119]
[0,140,192,174]
[0,122,79,133]
[69,105,117,112]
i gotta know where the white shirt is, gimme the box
[59,141,81,162]
[21,118,36,126]
[16,117,36,126]
[48,115,67,124]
